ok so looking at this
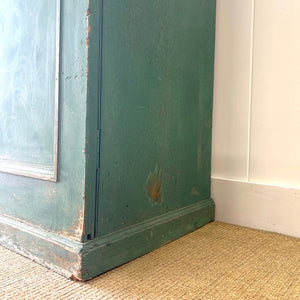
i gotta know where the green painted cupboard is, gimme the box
[0,0,216,280]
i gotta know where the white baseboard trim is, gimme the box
[211,177,300,238]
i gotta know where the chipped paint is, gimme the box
[86,24,91,47]
[86,8,91,17]
[70,208,85,239]
[57,207,85,241]
[145,164,162,203]
[86,1,91,80]
[86,0,91,48]
[0,214,83,279]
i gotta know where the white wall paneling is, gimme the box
[211,0,254,180]
[211,0,300,237]
[250,0,300,187]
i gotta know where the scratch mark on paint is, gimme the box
[191,187,200,196]
[145,164,162,203]
[197,140,203,170]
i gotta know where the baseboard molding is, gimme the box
[81,199,215,280]
[0,214,82,278]
[0,199,215,280]
[211,178,300,238]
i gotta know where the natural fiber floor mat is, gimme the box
[0,221,299,299]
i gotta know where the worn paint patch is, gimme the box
[59,207,84,241]
[145,164,162,203]
[86,8,91,17]
[86,23,91,47]
[197,140,203,169]
[191,187,200,197]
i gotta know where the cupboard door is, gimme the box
[0,0,88,240]
[0,0,60,181]
[97,0,216,236]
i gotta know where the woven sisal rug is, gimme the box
[0,222,299,299]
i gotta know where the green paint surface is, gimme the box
[0,0,56,166]
[0,0,89,240]
[97,0,216,236]
[0,0,216,279]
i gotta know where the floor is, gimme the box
[0,222,299,299]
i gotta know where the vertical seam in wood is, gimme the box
[247,0,255,182]
[53,0,61,182]
[94,0,104,237]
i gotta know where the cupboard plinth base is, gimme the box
[0,199,214,281]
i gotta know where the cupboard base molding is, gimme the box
[0,199,214,280]
[0,214,82,279]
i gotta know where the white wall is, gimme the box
[211,0,300,238]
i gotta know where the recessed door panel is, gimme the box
[0,0,60,181]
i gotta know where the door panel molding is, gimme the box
[0,0,60,181]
